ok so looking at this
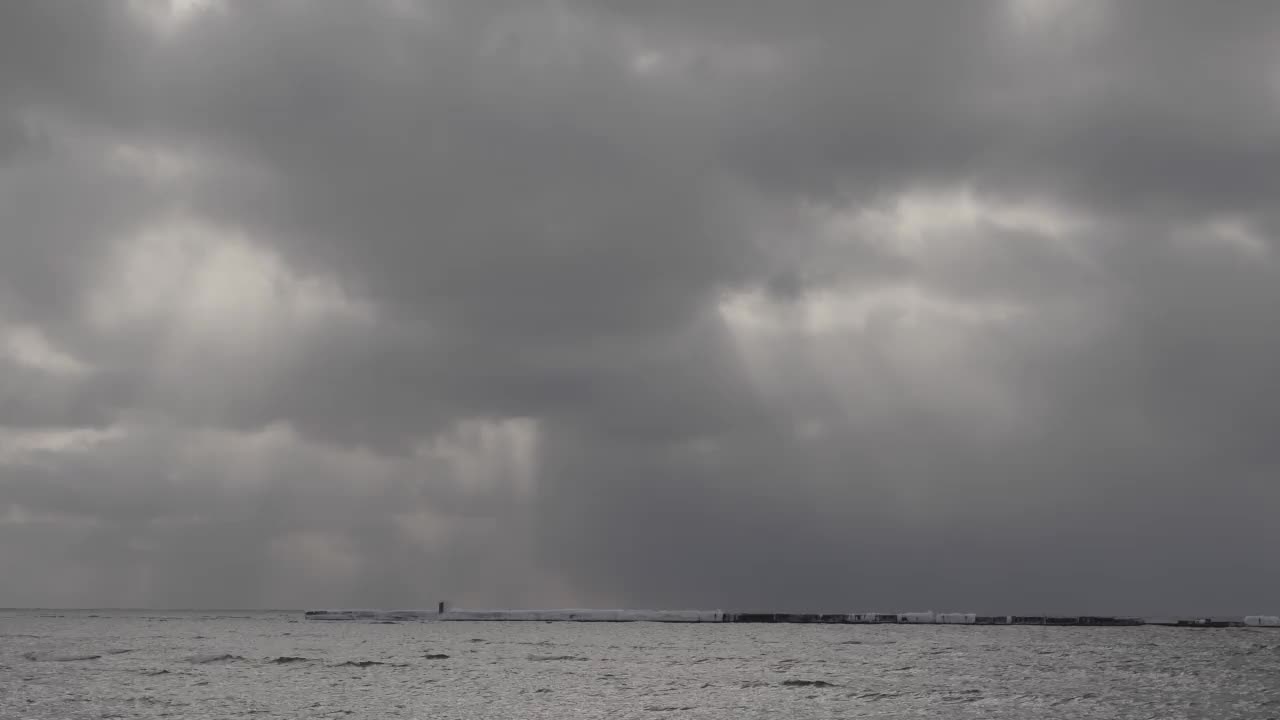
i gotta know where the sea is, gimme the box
[3,609,1279,719]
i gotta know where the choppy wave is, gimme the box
[185,653,244,664]
[332,659,406,668]
[23,651,101,662]
[6,611,1280,719]
[527,654,588,662]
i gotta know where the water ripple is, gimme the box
[3,611,1280,719]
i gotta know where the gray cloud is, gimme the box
[1,0,1278,615]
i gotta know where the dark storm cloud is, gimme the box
[1,0,1278,614]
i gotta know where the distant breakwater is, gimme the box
[304,607,1280,628]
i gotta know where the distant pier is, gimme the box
[304,607,1280,628]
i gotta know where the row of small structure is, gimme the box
[727,612,1280,626]
[304,607,1280,627]
[726,612,1144,625]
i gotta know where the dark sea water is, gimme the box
[3,609,1279,719]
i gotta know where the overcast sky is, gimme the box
[2,0,1278,614]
